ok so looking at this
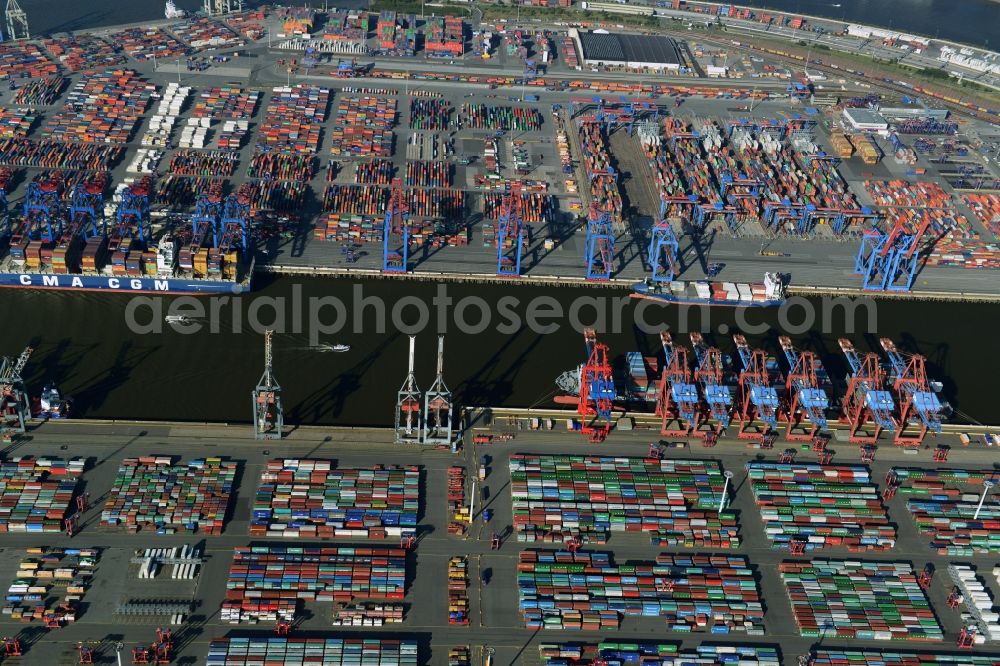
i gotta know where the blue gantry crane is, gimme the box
[108,180,152,262]
[496,179,525,277]
[570,96,658,136]
[854,213,928,291]
[219,194,251,253]
[779,335,829,442]
[732,334,780,441]
[383,177,410,274]
[879,337,944,446]
[585,203,615,280]
[656,331,700,437]
[647,218,680,282]
[190,194,222,251]
[839,338,895,444]
[20,179,62,243]
[690,332,732,434]
[68,180,105,241]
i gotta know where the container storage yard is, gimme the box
[0,415,998,663]
[0,3,993,295]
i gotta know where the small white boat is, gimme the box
[317,343,351,352]
[165,314,191,324]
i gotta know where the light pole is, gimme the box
[718,470,734,514]
[175,58,181,84]
[115,641,124,666]
[973,479,995,520]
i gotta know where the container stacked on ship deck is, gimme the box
[249,460,418,539]
[538,643,781,665]
[746,462,895,552]
[206,638,418,666]
[779,559,944,641]
[890,467,1000,554]
[517,551,764,632]
[100,457,236,534]
[509,455,738,547]
[0,457,84,534]
[221,545,406,624]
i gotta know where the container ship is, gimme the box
[0,177,254,294]
[631,272,787,307]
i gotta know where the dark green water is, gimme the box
[0,274,990,426]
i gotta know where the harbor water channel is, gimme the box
[0,275,994,427]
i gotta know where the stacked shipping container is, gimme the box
[42,35,125,72]
[0,457,83,533]
[43,69,155,145]
[509,455,738,547]
[328,95,397,158]
[518,551,764,632]
[780,559,943,641]
[222,545,406,623]
[206,638,418,666]
[538,643,781,665]
[746,462,895,551]
[100,457,236,534]
[890,467,1000,554]
[249,460,418,538]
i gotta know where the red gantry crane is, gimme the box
[839,339,895,444]
[732,334,781,441]
[690,333,732,436]
[577,328,615,443]
[779,336,829,442]
[656,331,700,437]
[879,338,945,447]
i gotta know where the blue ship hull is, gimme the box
[0,271,248,294]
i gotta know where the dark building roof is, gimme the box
[578,31,681,65]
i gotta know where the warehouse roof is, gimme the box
[578,32,681,65]
[843,107,889,127]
